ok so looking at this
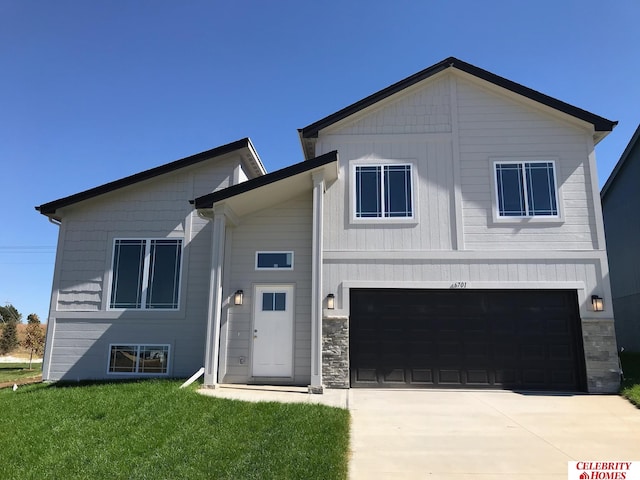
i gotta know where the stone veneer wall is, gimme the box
[322,316,349,388]
[582,319,621,393]
[319,316,620,393]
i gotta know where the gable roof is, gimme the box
[299,57,616,157]
[193,150,338,211]
[36,138,265,220]
[601,123,640,200]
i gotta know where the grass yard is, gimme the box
[0,362,42,384]
[620,352,640,407]
[0,380,350,480]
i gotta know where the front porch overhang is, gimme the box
[193,150,338,217]
[197,151,338,389]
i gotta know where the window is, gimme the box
[355,164,413,218]
[495,161,558,217]
[256,251,293,270]
[262,292,286,311]
[108,344,169,375]
[110,239,182,309]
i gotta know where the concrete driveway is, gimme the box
[348,390,640,479]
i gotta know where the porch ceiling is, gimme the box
[203,155,338,218]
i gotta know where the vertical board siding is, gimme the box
[316,71,607,320]
[338,76,451,135]
[222,193,313,385]
[325,258,599,289]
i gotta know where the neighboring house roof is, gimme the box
[36,138,265,221]
[298,56,617,159]
[193,150,338,216]
[601,124,640,200]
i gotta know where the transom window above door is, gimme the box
[494,161,559,217]
[354,164,414,219]
[255,252,293,270]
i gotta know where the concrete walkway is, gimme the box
[198,384,349,408]
[349,389,640,479]
[198,386,640,479]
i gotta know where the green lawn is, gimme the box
[0,362,42,384]
[620,352,640,407]
[0,380,350,480]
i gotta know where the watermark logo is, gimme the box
[568,462,640,479]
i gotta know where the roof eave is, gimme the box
[194,150,338,209]
[298,56,616,141]
[35,138,257,218]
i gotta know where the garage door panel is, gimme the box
[354,368,377,383]
[410,369,433,384]
[467,369,491,385]
[438,369,462,384]
[381,368,406,383]
[350,289,586,391]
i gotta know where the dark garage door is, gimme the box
[350,289,586,391]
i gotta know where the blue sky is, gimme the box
[1,1,638,322]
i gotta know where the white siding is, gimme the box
[44,153,242,380]
[338,75,451,135]
[455,77,598,250]
[221,193,313,385]
[313,71,610,324]
[55,155,240,311]
[319,136,454,251]
[48,319,204,380]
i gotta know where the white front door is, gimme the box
[252,285,294,377]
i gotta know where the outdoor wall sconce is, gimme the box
[234,290,244,306]
[591,295,604,312]
[327,293,335,310]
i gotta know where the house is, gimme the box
[601,124,640,352]
[36,57,620,393]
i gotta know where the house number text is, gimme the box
[450,282,467,289]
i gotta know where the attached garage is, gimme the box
[349,289,587,391]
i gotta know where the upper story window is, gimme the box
[495,161,558,217]
[354,164,413,219]
[109,238,182,309]
[256,251,293,270]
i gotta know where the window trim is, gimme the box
[108,238,184,311]
[106,343,170,376]
[350,160,417,224]
[491,158,564,224]
[255,251,294,271]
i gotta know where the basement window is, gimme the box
[107,344,169,375]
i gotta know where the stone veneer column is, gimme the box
[322,316,350,388]
[582,318,621,393]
